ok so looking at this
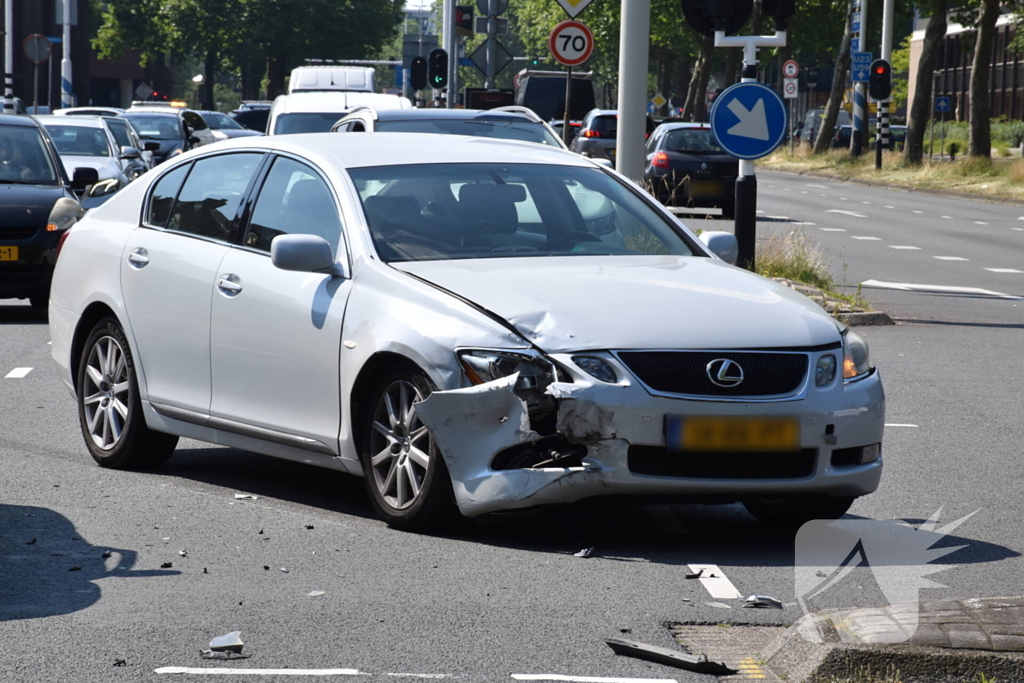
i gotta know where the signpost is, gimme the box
[554,0,597,18]
[851,52,871,83]
[549,20,594,146]
[710,82,788,160]
[782,60,799,153]
[850,0,869,156]
[23,35,52,113]
[935,96,950,160]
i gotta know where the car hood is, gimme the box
[216,128,265,139]
[0,183,67,229]
[58,156,120,180]
[394,255,841,353]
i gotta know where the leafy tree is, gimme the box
[813,0,853,154]
[903,0,946,164]
[967,0,1001,157]
[889,35,911,110]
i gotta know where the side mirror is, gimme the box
[699,230,738,265]
[120,146,141,159]
[143,141,161,152]
[270,234,346,277]
[188,136,201,145]
[71,167,100,192]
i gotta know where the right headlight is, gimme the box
[842,329,873,381]
[88,178,119,197]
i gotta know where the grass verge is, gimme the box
[756,228,870,312]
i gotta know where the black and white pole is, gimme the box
[714,32,787,270]
[4,0,13,112]
[875,0,894,169]
[850,0,867,157]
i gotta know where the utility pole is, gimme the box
[850,0,867,157]
[875,0,894,169]
[4,0,13,112]
[61,0,73,108]
[615,0,650,181]
[444,0,456,108]
[485,0,497,89]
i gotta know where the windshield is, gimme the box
[121,114,182,140]
[44,125,111,157]
[274,113,345,135]
[377,119,562,147]
[0,125,59,185]
[349,163,695,263]
[203,112,243,130]
[664,128,724,154]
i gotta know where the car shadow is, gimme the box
[0,504,178,622]
[0,302,47,325]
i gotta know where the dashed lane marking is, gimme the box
[801,190,809,194]
[942,215,953,219]
[885,205,895,209]
[806,184,829,188]
[912,210,924,214]
[886,423,920,427]
[792,221,817,226]
[155,668,363,676]
[934,256,969,261]
[819,228,846,232]
[985,268,1024,273]
[688,564,742,599]
[4,367,33,379]
[889,245,921,250]
[766,215,792,220]
[826,209,867,218]
[839,197,849,201]
[851,236,882,240]
[1015,227,1024,231]
[512,677,677,683]
[861,201,871,204]
[819,193,828,197]
[861,279,1023,300]
[975,221,989,225]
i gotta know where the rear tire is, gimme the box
[29,295,47,308]
[743,495,854,526]
[359,367,459,532]
[76,318,178,470]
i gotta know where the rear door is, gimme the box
[120,152,264,414]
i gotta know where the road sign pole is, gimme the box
[485,0,497,89]
[789,98,795,154]
[61,0,73,108]
[563,66,573,147]
[877,0,894,168]
[4,0,13,112]
[940,109,946,160]
[615,0,650,181]
[851,0,868,157]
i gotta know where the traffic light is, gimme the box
[868,59,892,100]
[760,0,796,29]
[410,56,427,91]
[428,49,448,89]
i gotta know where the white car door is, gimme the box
[120,152,265,415]
[209,155,352,453]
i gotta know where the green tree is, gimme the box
[904,0,947,164]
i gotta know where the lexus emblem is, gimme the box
[706,359,744,387]
[701,162,707,170]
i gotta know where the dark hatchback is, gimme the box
[0,115,84,307]
[644,122,738,218]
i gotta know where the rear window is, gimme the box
[590,116,617,137]
[0,125,59,185]
[376,119,562,147]
[664,128,723,154]
[274,113,344,135]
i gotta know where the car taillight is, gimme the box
[652,152,670,170]
[55,226,73,261]
[582,129,601,138]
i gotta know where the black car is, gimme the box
[0,115,86,307]
[229,101,273,133]
[644,122,738,218]
[197,110,265,140]
[119,109,216,165]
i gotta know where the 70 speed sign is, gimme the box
[548,20,594,67]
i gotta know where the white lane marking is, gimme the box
[975,221,989,225]
[47,341,51,345]
[889,245,921,250]
[886,424,920,427]
[1018,216,1024,220]
[934,256,969,261]
[792,221,817,226]
[767,215,792,220]
[386,675,452,679]
[154,668,363,676]
[839,197,849,201]
[861,279,1023,300]
[688,564,742,599]
[756,210,766,214]
[885,205,895,209]
[942,215,953,219]
[820,193,828,197]
[645,505,688,535]
[985,268,1024,273]
[512,677,677,683]
[861,201,871,204]
[5,367,33,379]
[820,228,847,232]
[851,236,882,240]
[912,210,924,214]
[807,184,828,189]
[801,190,809,194]
[826,209,867,218]
[1015,227,1024,231]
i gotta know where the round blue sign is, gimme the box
[709,82,788,160]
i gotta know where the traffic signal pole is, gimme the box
[4,0,13,112]
[876,0,895,169]
[850,0,867,157]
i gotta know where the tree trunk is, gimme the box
[240,57,263,101]
[689,34,715,122]
[673,56,691,114]
[202,49,217,111]
[724,48,740,89]
[903,0,947,164]
[267,55,286,99]
[813,3,853,154]
[968,0,1000,157]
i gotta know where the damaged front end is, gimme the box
[415,351,633,517]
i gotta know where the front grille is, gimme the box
[628,446,817,479]
[617,351,808,397]
[0,228,38,241]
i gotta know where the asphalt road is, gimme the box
[2,176,1022,682]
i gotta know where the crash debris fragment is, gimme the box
[102,550,112,558]
[208,631,245,654]
[25,538,36,545]
[685,569,703,580]
[179,549,188,557]
[280,567,289,573]
[161,562,173,569]
[604,638,737,676]
[307,591,325,597]
[69,566,82,571]
[113,659,127,667]
[743,594,784,609]
[574,547,594,558]
[234,493,257,500]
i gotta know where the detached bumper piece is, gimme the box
[604,638,737,676]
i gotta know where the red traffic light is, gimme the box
[874,65,887,74]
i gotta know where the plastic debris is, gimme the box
[743,594,784,609]
[203,568,208,574]
[263,566,270,571]
[605,638,737,676]
[280,567,289,573]
[208,631,244,653]
[179,549,188,557]
[234,494,257,500]
[305,525,314,530]
[685,569,704,579]
[574,547,594,558]
[102,550,112,558]
[113,659,127,667]
[307,591,325,597]
[161,562,173,569]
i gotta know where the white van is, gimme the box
[288,66,376,94]
[266,91,413,135]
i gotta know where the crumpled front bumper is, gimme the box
[414,360,886,518]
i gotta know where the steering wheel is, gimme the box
[543,231,603,251]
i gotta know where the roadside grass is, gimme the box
[814,669,997,683]
[761,145,1024,202]
[756,228,869,311]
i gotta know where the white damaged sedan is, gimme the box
[49,134,884,531]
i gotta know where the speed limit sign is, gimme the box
[548,20,594,67]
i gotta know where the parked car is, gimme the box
[49,133,884,531]
[120,109,216,164]
[54,107,125,117]
[514,70,595,123]
[229,101,273,133]
[644,122,738,218]
[0,114,85,307]
[572,109,656,162]
[196,110,265,140]
[35,115,140,209]
[267,91,412,135]
[330,106,565,149]
[800,108,851,146]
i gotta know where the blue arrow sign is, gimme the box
[852,52,871,83]
[935,96,951,112]
[647,101,658,115]
[851,12,861,32]
[709,82,788,160]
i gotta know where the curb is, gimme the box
[839,310,896,326]
[771,278,896,327]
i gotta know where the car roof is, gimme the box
[53,107,123,115]
[272,92,410,115]
[657,122,711,130]
[186,132,593,170]
[121,111,180,119]
[370,108,532,122]
[0,114,43,128]
[34,114,107,128]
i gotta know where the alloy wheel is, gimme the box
[368,379,431,510]
[82,335,131,450]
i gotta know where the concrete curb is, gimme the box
[839,310,896,326]
[771,278,896,327]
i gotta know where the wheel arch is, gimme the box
[349,351,434,457]
[71,302,124,391]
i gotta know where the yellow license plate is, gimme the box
[0,246,18,261]
[666,415,800,453]
[689,180,723,198]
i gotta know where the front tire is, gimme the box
[359,368,458,532]
[743,495,854,526]
[76,318,178,470]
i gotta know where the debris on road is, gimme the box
[307,591,325,597]
[200,650,251,661]
[25,538,36,545]
[113,659,126,667]
[305,525,314,530]
[160,562,173,569]
[179,549,188,557]
[102,550,111,558]
[605,638,737,676]
[685,569,703,579]
[574,547,594,558]
[743,594,784,609]
[264,566,270,571]
[208,631,245,654]
[234,494,257,500]
[280,567,289,573]
[69,566,82,571]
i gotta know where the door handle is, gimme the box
[217,277,243,294]
[127,249,149,267]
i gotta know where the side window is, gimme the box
[244,157,342,255]
[165,153,263,241]
[183,111,208,131]
[146,163,191,228]
[350,121,366,132]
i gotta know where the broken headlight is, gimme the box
[457,349,555,391]
[572,356,618,383]
[842,329,873,381]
